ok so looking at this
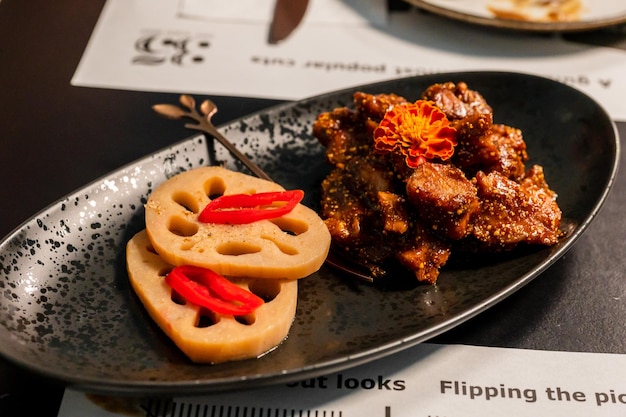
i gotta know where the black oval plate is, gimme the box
[0,72,619,395]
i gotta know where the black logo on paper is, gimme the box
[132,32,211,66]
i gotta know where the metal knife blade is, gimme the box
[268,0,309,44]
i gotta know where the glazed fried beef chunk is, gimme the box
[321,154,395,247]
[454,124,528,181]
[406,162,479,241]
[313,107,366,167]
[314,82,562,284]
[395,222,451,284]
[422,81,493,140]
[470,166,562,250]
[354,91,409,121]
[422,81,492,120]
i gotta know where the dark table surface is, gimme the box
[1,0,625,416]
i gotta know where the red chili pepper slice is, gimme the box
[198,189,304,224]
[165,265,264,315]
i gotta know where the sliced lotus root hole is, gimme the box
[158,266,173,278]
[261,236,299,256]
[172,190,201,214]
[170,288,187,306]
[167,215,199,237]
[215,239,299,257]
[204,176,227,200]
[197,309,220,328]
[216,241,262,256]
[269,217,310,236]
[193,306,256,328]
[248,278,283,302]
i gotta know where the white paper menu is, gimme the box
[178,0,388,26]
[72,0,626,121]
[58,343,626,417]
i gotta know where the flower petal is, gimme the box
[373,100,457,168]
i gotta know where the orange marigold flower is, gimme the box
[373,100,457,168]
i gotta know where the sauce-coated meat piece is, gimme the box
[320,154,397,256]
[422,82,494,145]
[345,154,397,199]
[396,222,451,285]
[406,162,479,240]
[378,191,409,234]
[313,107,368,167]
[470,167,562,250]
[321,168,377,246]
[521,164,558,200]
[353,92,409,121]
[454,124,528,181]
[321,168,399,278]
[422,81,493,121]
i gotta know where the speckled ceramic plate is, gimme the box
[0,72,619,395]
[404,0,626,32]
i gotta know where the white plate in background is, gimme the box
[404,0,626,31]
